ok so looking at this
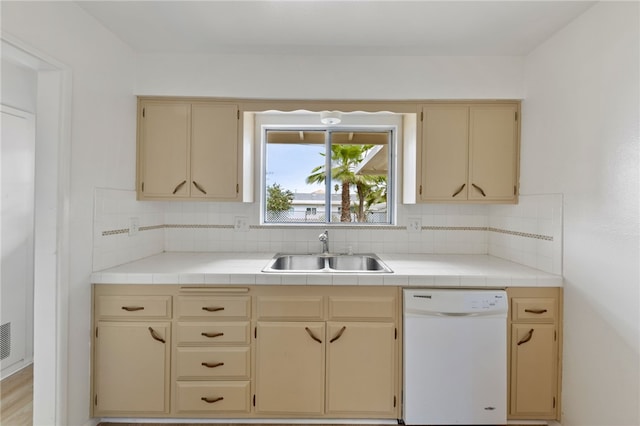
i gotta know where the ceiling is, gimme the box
[75,1,595,56]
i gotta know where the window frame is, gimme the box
[259,118,398,227]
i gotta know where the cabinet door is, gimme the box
[510,323,557,418]
[94,322,170,415]
[326,322,396,416]
[190,103,239,200]
[468,104,519,201]
[420,105,469,201]
[255,322,325,415]
[138,102,190,198]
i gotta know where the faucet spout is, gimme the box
[318,230,329,254]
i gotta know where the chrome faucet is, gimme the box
[318,230,329,254]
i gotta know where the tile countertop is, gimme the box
[90,252,563,287]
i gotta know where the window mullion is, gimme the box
[324,130,332,224]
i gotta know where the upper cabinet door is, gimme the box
[138,102,190,198]
[468,104,519,201]
[420,105,469,201]
[418,102,520,204]
[190,103,240,200]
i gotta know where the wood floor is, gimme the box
[0,364,33,426]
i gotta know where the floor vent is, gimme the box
[0,322,10,360]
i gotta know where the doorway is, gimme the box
[1,36,71,425]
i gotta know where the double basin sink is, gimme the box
[262,253,393,273]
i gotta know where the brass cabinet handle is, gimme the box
[202,306,225,312]
[471,183,486,197]
[121,306,144,312]
[173,180,187,194]
[517,328,534,346]
[452,183,466,197]
[201,362,224,368]
[201,396,224,404]
[201,332,224,338]
[192,181,207,195]
[329,326,347,343]
[524,308,548,314]
[305,327,322,344]
[148,327,165,344]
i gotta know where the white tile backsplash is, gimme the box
[92,189,563,275]
[488,194,563,274]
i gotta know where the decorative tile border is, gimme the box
[101,223,553,241]
[102,229,128,236]
[487,227,554,241]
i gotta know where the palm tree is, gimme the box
[355,175,387,222]
[307,144,380,222]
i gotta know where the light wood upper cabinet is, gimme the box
[190,103,240,199]
[419,102,520,203]
[138,102,190,198]
[137,99,241,201]
[93,321,171,416]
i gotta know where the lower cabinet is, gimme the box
[255,322,326,415]
[326,322,396,416]
[507,287,563,421]
[253,287,399,418]
[92,284,561,421]
[93,321,171,416]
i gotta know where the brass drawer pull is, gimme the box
[202,306,225,312]
[192,181,207,194]
[121,306,144,312]
[201,332,224,338]
[517,328,534,346]
[452,183,466,197]
[305,327,322,344]
[173,180,187,194]
[471,183,486,197]
[201,362,224,368]
[201,396,224,404]
[148,327,165,344]
[329,326,347,343]
[524,308,548,314]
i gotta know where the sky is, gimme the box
[266,143,329,194]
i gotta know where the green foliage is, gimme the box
[266,183,294,212]
[306,144,387,222]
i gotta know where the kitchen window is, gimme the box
[262,127,394,225]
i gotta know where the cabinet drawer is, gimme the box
[329,296,396,320]
[96,295,171,319]
[176,347,250,379]
[175,381,250,413]
[176,296,250,319]
[257,296,324,320]
[176,322,250,345]
[512,298,557,322]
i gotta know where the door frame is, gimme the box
[1,33,72,425]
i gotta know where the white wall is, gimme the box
[521,2,639,425]
[135,54,524,99]
[1,59,37,113]
[2,2,136,424]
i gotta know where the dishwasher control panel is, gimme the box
[404,289,508,316]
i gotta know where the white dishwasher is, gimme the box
[403,289,508,425]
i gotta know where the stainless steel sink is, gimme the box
[327,255,388,271]
[268,254,325,271]
[262,253,393,273]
